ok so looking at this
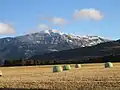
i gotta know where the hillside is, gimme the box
[29,40,120,64]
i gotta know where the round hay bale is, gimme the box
[63,65,71,71]
[0,70,2,76]
[75,64,81,68]
[104,62,113,68]
[53,66,63,72]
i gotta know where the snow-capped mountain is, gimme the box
[0,30,110,60]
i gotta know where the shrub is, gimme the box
[75,64,81,68]
[63,65,71,70]
[104,62,113,68]
[53,66,63,72]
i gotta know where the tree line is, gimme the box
[1,54,120,67]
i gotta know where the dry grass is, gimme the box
[0,63,120,90]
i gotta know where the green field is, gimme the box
[0,63,120,90]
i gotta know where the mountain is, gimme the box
[0,29,109,60]
[29,39,120,64]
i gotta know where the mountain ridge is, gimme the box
[0,29,110,60]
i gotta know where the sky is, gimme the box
[0,0,120,40]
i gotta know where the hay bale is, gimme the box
[0,70,2,76]
[104,62,113,68]
[75,64,81,68]
[63,65,71,70]
[53,66,63,72]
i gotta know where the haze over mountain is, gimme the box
[0,30,109,60]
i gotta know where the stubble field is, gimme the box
[0,63,120,90]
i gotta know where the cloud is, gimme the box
[25,24,50,34]
[41,16,68,26]
[73,8,104,20]
[0,22,15,34]
[37,24,50,30]
[50,17,67,25]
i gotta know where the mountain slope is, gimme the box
[30,40,120,63]
[0,30,109,60]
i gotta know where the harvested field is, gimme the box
[0,63,120,90]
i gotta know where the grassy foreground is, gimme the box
[0,63,120,90]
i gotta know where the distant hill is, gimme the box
[29,39,120,64]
